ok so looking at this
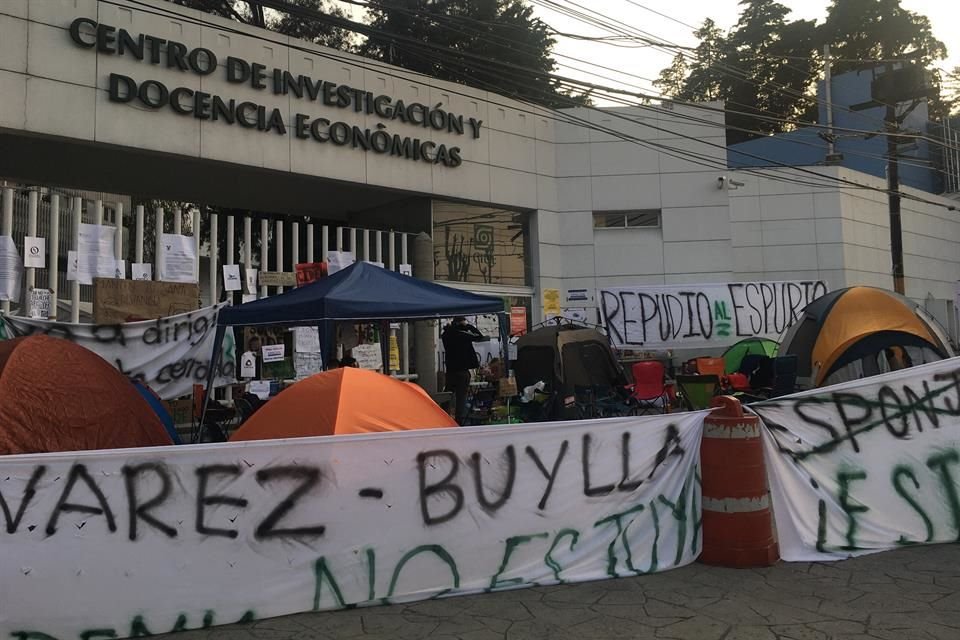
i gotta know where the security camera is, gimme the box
[717,176,744,190]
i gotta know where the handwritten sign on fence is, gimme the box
[93,278,199,324]
[755,357,960,561]
[0,412,704,638]
[598,280,828,349]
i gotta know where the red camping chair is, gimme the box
[629,361,669,415]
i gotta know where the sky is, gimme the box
[528,0,959,101]
[334,0,958,104]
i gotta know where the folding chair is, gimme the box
[675,374,720,411]
[629,360,669,415]
[695,357,725,377]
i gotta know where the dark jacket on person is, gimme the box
[442,323,485,372]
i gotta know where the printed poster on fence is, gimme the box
[754,357,960,561]
[599,280,828,349]
[0,410,704,638]
[1,303,235,400]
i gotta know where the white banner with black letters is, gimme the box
[754,357,960,561]
[598,280,828,349]
[0,412,704,638]
[0,304,236,400]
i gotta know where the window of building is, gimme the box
[593,210,661,229]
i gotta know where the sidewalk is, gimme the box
[166,544,960,640]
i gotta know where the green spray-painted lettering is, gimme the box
[838,469,869,551]
[892,465,934,545]
[489,532,549,590]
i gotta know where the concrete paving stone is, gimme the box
[655,617,729,640]
[587,605,684,626]
[596,590,647,605]
[469,615,514,633]
[568,617,658,639]
[541,587,606,605]
[461,598,535,621]
[515,600,597,627]
[504,619,581,640]
[643,598,698,619]
[695,598,780,626]
[725,625,778,640]
[814,601,872,623]
[807,620,867,636]
[931,591,960,611]
[861,629,940,640]
[739,599,826,625]
[768,623,828,640]
[846,593,933,613]
[405,599,474,617]
[358,613,439,637]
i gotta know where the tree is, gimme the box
[945,67,960,116]
[822,0,946,75]
[675,18,728,103]
[658,0,949,144]
[654,53,688,97]
[361,0,586,108]
[166,0,350,49]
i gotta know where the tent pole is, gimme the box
[198,324,227,443]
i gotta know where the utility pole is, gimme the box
[884,62,905,295]
[824,45,835,157]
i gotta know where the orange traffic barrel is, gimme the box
[700,395,779,567]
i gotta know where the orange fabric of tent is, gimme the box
[812,287,940,384]
[0,336,172,455]
[230,367,456,441]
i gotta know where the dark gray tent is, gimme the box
[514,324,626,418]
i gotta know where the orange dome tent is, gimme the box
[230,367,456,441]
[0,336,173,455]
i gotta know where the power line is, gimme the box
[549,0,958,150]
[335,0,960,156]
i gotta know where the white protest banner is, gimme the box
[0,236,22,301]
[599,280,829,349]
[24,236,45,268]
[0,411,703,638]
[1,303,236,400]
[754,357,960,561]
[262,343,285,363]
[115,259,127,279]
[28,288,51,319]
[132,263,152,281]
[159,233,197,283]
[223,264,242,291]
[399,263,412,276]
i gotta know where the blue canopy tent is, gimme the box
[201,262,506,431]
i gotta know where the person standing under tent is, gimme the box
[441,316,488,425]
